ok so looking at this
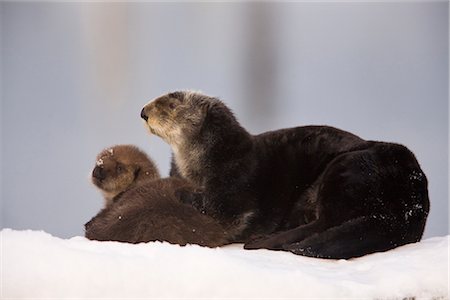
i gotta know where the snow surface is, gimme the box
[1,229,448,299]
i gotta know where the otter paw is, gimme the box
[175,189,205,210]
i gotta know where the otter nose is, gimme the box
[141,107,148,121]
[92,166,105,181]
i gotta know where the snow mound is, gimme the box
[2,229,448,299]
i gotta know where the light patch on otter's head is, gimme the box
[141,90,214,147]
[181,89,205,103]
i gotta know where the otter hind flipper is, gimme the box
[282,216,407,259]
[244,219,328,251]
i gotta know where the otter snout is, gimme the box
[140,107,148,121]
[92,166,106,181]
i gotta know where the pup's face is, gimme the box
[91,149,139,197]
[140,91,210,145]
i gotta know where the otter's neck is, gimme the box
[173,121,253,187]
[102,191,118,208]
[133,161,161,186]
[173,142,205,186]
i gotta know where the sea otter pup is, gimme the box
[85,145,229,247]
[140,91,430,259]
[91,145,160,208]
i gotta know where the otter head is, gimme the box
[140,91,218,146]
[91,145,160,206]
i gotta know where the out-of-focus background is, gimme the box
[1,2,448,239]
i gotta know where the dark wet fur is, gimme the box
[152,93,429,258]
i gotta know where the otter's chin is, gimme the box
[143,120,159,136]
[92,177,116,193]
[91,177,104,189]
[148,126,158,135]
[147,124,169,141]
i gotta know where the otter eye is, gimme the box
[117,165,123,173]
[169,102,176,110]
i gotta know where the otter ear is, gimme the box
[133,166,141,178]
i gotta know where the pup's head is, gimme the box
[140,91,221,146]
[92,145,160,205]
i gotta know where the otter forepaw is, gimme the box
[175,189,205,211]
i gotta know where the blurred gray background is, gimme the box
[1,2,448,239]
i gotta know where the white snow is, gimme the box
[1,229,448,299]
[95,158,104,166]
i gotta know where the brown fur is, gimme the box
[86,145,230,247]
[92,145,160,207]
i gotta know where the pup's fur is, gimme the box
[91,145,160,207]
[85,145,229,247]
[141,91,430,258]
